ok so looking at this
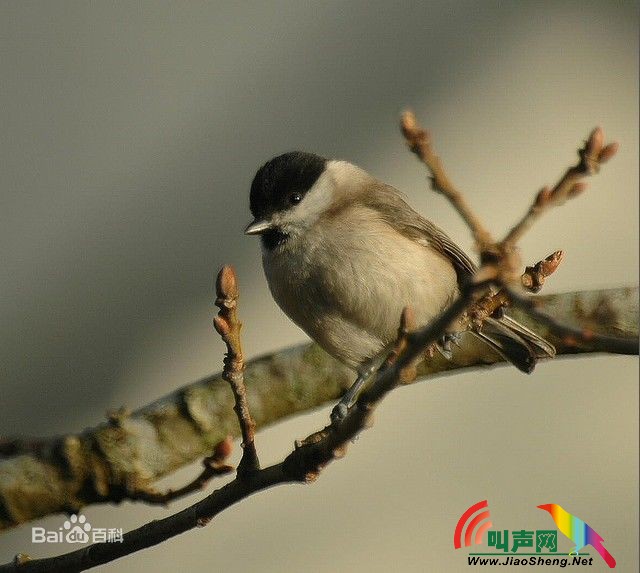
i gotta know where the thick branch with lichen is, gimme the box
[2,281,637,573]
[0,287,636,532]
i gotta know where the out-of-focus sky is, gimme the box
[0,1,637,571]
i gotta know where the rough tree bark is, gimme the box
[0,286,637,532]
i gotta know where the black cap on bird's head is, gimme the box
[246,152,327,238]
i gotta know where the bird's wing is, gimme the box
[360,183,477,279]
[357,183,555,366]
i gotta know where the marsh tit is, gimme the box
[245,152,555,419]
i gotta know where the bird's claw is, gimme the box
[436,332,462,360]
[330,402,349,424]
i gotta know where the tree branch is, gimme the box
[503,127,619,247]
[468,250,564,328]
[213,266,260,478]
[0,287,636,532]
[1,288,637,572]
[0,114,635,573]
[401,110,494,249]
[0,271,490,572]
[124,438,233,505]
[507,288,639,355]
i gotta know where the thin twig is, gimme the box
[286,287,485,482]
[383,307,419,383]
[120,268,262,505]
[469,250,564,327]
[213,266,259,478]
[126,438,234,505]
[400,110,494,249]
[502,128,619,246]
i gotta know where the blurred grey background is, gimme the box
[0,1,637,571]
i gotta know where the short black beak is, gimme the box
[244,219,273,235]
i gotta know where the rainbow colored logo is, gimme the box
[453,500,616,569]
[537,504,616,568]
[453,499,492,549]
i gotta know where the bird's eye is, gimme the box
[289,193,302,205]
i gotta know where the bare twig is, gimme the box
[383,307,419,383]
[126,438,233,505]
[287,286,485,481]
[213,266,259,478]
[122,266,259,503]
[401,110,494,249]
[502,128,619,246]
[470,250,564,327]
[402,112,618,285]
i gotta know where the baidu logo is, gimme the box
[32,514,123,544]
[63,514,91,543]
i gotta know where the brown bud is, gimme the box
[304,470,321,483]
[581,328,594,341]
[212,436,233,461]
[400,110,417,133]
[399,364,418,385]
[216,266,238,299]
[534,186,552,208]
[585,127,604,157]
[400,109,428,145]
[541,250,564,275]
[599,142,619,163]
[106,406,130,426]
[13,554,32,565]
[213,316,230,336]
[332,444,348,459]
[568,181,588,198]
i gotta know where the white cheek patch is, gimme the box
[274,160,368,231]
[277,168,335,229]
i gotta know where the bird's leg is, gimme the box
[330,352,387,423]
[333,331,460,423]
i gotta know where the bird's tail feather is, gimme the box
[497,314,556,358]
[471,315,555,374]
[591,540,616,568]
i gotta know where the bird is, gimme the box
[245,152,555,419]
[537,503,616,568]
